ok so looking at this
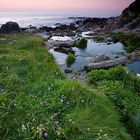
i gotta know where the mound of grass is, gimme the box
[75,38,87,48]
[107,32,140,52]
[66,53,75,66]
[0,33,131,140]
[87,66,140,139]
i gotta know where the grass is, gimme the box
[75,38,87,48]
[0,33,132,140]
[106,32,140,52]
[93,35,105,42]
[87,66,140,139]
[66,53,75,66]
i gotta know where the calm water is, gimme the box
[49,36,140,74]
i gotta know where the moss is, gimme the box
[93,35,105,42]
[107,32,140,52]
[75,38,87,48]
[66,53,75,66]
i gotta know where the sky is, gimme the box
[0,0,135,17]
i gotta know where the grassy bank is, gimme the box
[0,33,131,140]
[107,32,140,52]
[87,66,140,139]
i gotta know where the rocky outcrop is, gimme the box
[77,18,108,31]
[0,21,21,33]
[105,0,140,30]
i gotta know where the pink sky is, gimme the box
[0,0,134,16]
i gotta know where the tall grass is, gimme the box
[0,33,131,140]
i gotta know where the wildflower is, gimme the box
[69,119,72,122]
[72,121,75,124]
[104,134,108,137]
[22,124,26,131]
[37,124,45,135]
[81,100,85,103]
[43,131,48,138]
[32,118,36,122]
[87,128,90,131]
[60,99,63,103]
[99,129,103,132]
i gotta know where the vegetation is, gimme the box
[87,66,140,139]
[75,38,87,48]
[107,32,140,52]
[66,53,75,66]
[93,35,105,42]
[0,33,132,140]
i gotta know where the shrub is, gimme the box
[66,53,75,66]
[75,38,87,48]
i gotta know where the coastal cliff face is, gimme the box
[106,0,140,31]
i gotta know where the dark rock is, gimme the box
[21,28,28,31]
[65,68,73,73]
[0,21,21,33]
[39,26,54,32]
[54,47,75,54]
[105,0,140,30]
[127,50,140,61]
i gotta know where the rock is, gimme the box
[39,26,54,32]
[0,21,21,33]
[54,47,75,54]
[65,68,73,73]
[48,40,75,48]
[105,0,140,30]
[93,55,110,63]
[85,57,127,71]
[127,50,140,61]
[49,29,76,37]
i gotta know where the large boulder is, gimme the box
[0,21,21,33]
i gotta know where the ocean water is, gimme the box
[0,12,78,28]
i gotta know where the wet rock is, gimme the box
[127,50,140,61]
[49,29,76,37]
[93,55,110,63]
[65,68,73,73]
[0,21,21,33]
[85,57,127,71]
[54,47,75,54]
[48,40,75,48]
[39,26,54,32]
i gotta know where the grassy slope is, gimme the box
[0,33,131,140]
[87,66,140,139]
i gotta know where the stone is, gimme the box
[0,21,21,33]
[93,55,110,63]
[54,47,75,54]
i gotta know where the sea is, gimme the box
[0,12,85,28]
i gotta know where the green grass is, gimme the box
[66,53,75,66]
[93,35,105,42]
[87,66,140,139]
[106,32,140,52]
[75,38,88,48]
[0,33,132,140]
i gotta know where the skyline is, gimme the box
[0,0,135,17]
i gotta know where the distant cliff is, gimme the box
[106,0,140,31]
